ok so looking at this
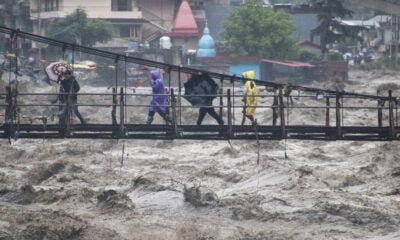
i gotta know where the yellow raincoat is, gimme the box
[242,70,258,116]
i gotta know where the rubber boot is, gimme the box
[164,114,172,125]
[251,118,257,127]
[146,116,153,125]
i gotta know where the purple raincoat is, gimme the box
[149,69,167,113]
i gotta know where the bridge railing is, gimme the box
[2,86,398,129]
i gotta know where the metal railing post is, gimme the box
[178,67,182,125]
[336,92,342,139]
[378,99,383,128]
[219,77,224,120]
[171,88,177,137]
[279,88,286,138]
[4,86,12,138]
[325,96,330,127]
[389,90,395,140]
[119,87,125,137]
[227,89,232,138]
[111,88,117,125]
[5,86,11,123]
[65,95,71,137]
[272,90,278,126]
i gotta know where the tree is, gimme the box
[46,8,113,47]
[222,0,299,60]
[311,0,364,58]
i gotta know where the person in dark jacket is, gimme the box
[56,70,86,124]
[184,73,224,126]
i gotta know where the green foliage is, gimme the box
[222,0,299,59]
[328,52,343,61]
[46,8,113,47]
[311,0,364,55]
[298,50,318,62]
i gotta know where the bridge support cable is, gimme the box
[0,26,392,102]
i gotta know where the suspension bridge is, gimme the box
[0,26,398,141]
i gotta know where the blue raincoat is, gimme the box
[149,69,167,114]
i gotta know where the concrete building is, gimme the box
[28,0,144,48]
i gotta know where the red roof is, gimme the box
[262,58,315,68]
[167,0,200,37]
[299,40,321,49]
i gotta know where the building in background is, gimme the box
[0,0,265,64]
[28,0,144,51]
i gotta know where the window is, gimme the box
[111,0,132,11]
[44,0,59,12]
[190,0,204,10]
[119,25,140,39]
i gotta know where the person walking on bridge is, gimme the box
[146,69,171,125]
[56,70,86,125]
[241,70,258,125]
[183,73,224,126]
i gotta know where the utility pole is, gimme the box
[390,15,399,68]
[38,0,42,62]
[392,15,400,68]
